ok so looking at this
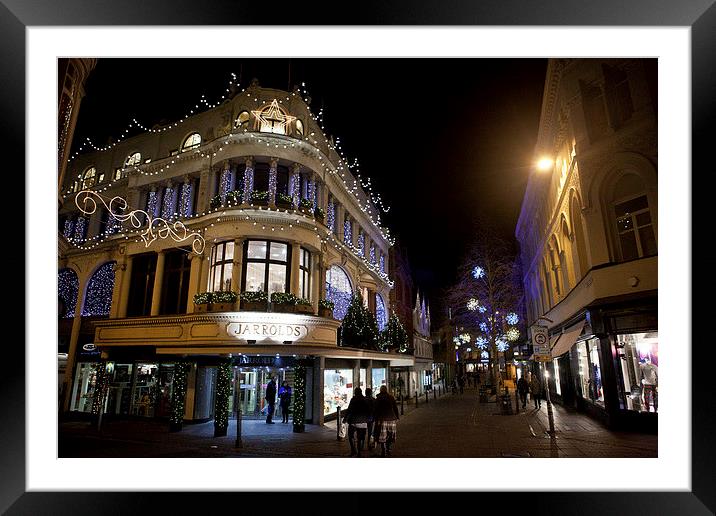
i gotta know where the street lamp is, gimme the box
[536,157,554,172]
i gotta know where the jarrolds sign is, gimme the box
[227,322,309,342]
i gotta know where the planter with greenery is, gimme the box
[193,291,213,312]
[251,190,269,206]
[270,292,298,313]
[318,298,335,318]
[314,206,325,223]
[211,290,238,311]
[209,195,222,211]
[298,198,313,215]
[226,190,242,206]
[295,297,314,314]
[276,192,293,210]
[240,290,268,312]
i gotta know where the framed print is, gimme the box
[3,0,714,513]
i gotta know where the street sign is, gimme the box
[531,325,552,362]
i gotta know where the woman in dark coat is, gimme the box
[278,381,292,423]
[342,387,371,457]
[373,385,400,457]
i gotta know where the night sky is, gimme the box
[72,58,547,319]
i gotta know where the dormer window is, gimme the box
[124,152,141,167]
[181,133,201,152]
[235,111,250,130]
[81,166,96,189]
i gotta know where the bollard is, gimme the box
[336,406,342,441]
[425,391,429,404]
[235,408,243,448]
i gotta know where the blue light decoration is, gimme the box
[327,199,336,232]
[308,178,316,210]
[58,268,79,318]
[478,305,487,313]
[146,190,159,217]
[268,163,277,205]
[81,261,116,316]
[63,218,75,239]
[161,186,176,219]
[475,336,489,349]
[506,312,519,325]
[375,294,388,332]
[242,165,254,204]
[325,265,353,320]
[479,322,488,332]
[472,266,485,279]
[180,182,193,217]
[220,166,233,204]
[73,216,87,242]
[290,169,300,207]
[496,337,509,352]
[104,210,122,235]
[344,219,352,245]
[369,245,376,264]
[379,254,385,274]
[356,231,365,257]
[481,351,489,359]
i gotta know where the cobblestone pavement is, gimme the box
[59,387,657,458]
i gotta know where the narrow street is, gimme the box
[59,386,656,459]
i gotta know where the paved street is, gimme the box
[59,386,656,458]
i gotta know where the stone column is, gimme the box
[290,241,302,298]
[353,359,361,393]
[290,163,301,207]
[109,258,125,319]
[268,157,279,206]
[196,167,211,215]
[366,360,373,390]
[199,244,213,294]
[313,356,325,425]
[242,156,255,204]
[335,203,344,238]
[183,363,198,420]
[117,255,133,318]
[62,271,88,412]
[150,250,166,316]
[186,252,203,313]
[232,238,245,296]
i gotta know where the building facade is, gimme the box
[515,59,657,430]
[58,79,412,428]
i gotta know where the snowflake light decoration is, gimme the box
[479,322,488,332]
[475,336,489,349]
[481,351,489,359]
[496,338,509,352]
[453,337,461,344]
[472,266,485,279]
[506,327,520,341]
[478,305,487,313]
[506,312,519,325]
[459,333,471,343]
[467,298,480,311]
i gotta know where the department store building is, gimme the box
[58,79,412,427]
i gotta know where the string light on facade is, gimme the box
[58,268,79,318]
[81,261,116,316]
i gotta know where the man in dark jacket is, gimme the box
[364,387,376,449]
[265,377,277,424]
[517,375,529,409]
[373,385,400,457]
[342,387,371,457]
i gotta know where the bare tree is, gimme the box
[444,223,524,389]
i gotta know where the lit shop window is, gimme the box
[209,241,235,292]
[372,368,387,391]
[82,166,96,189]
[615,332,658,413]
[324,369,353,415]
[325,265,352,320]
[298,247,311,300]
[181,132,201,152]
[553,357,561,396]
[577,338,604,407]
[124,152,141,167]
[243,240,289,295]
[70,363,100,412]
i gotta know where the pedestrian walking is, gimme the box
[278,380,292,424]
[458,375,465,395]
[265,376,277,424]
[451,377,458,395]
[517,375,529,409]
[364,387,376,449]
[342,387,371,457]
[530,373,542,409]
[373,385,400,457]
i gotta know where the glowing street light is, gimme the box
[536,157,554,171]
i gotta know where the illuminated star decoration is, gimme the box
[467,298,480,311]
[252,99,296,135]
[506,312,519,325]
[472,266,485,279]
[506,327,520,341]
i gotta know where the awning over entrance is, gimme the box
[551,320,586,358]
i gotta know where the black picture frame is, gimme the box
[4,1,713,514]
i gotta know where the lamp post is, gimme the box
[543,365,555,436]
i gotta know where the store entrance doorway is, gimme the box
[231,366,294,420]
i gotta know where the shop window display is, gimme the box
[105,363,133,416]
[615,332,658,413]
[577,339,604,406]
[70,362,100,412]
[323,369,353,415]
[372,368,387,392]
[553,357,562,396]
[130,363,175,418]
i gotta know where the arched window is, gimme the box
[326,265,353,320]
[58,268,79,318]
[375,293,388,332]
[125,152,141,167]
[610,174,657,261]
[235,111,250,130]
[82,262,116,317]
[181,132,201,152]
[295,119,304,137]
[252,100,295,135]
[81,166,96,189]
